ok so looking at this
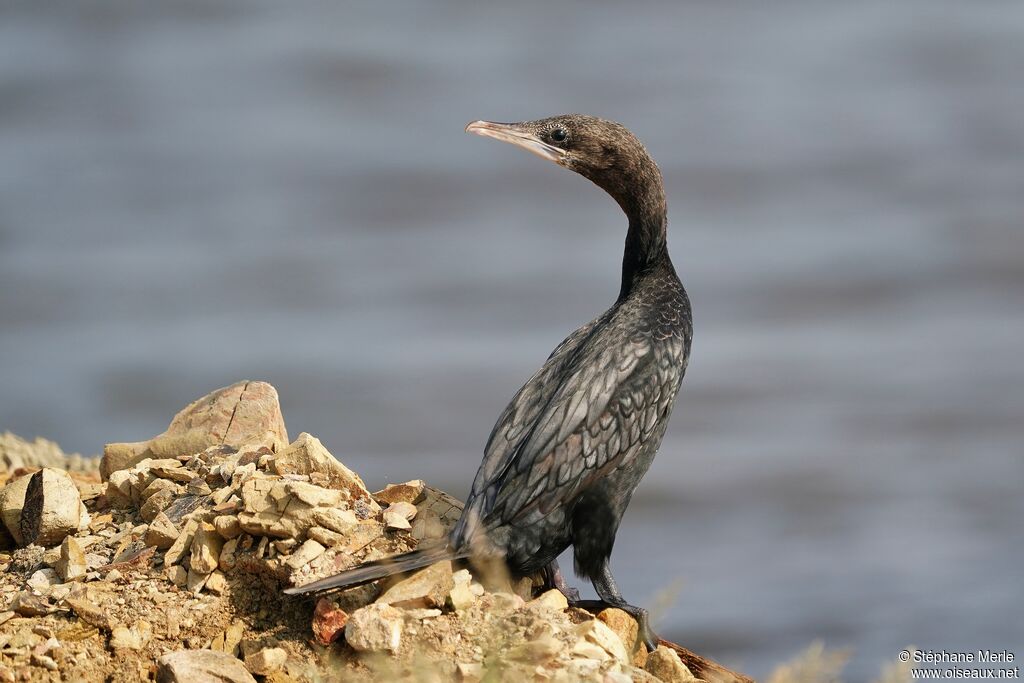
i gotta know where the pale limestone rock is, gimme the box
[271,433,376,511]
[151,464,194,483]
[448,569,477,611]
[285,539,326,569]
[28,568,57,592]
[307,526,343,547]
[164,519,199,566]
[190,523,223,574]
[598,608,641,660]
[572,619,629,663]
[223,620,245,657]
[0,473,32,545]
[644,646,698,682]
[388,501,417,522]
[110,625,143,650]
[156,649,257,683]
[104,471,134,509]
[102,380,288,480]
[139,476,178,502]
[383,501,416,530]
[238,478,348,540]
[139,487,177,522]
[344,603,403,653]
[311,507,357,534]
[12,592,51,617]
[377,561,453,609]
[218,537,238,572]
[145,512,180,550]
[205,571,228,595]
[186,567,209,593]
[165,564,187,587]
[55,536,87,581]
[372,479,425,505]
[244,647,286,675]
[213,515,241,539]
[20,468,82,547]
[528,588,569,613]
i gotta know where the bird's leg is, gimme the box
[589,561,659,652]
[541,559,580,602]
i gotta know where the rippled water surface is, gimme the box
[2,3,1023,680]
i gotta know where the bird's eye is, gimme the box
[550,128,568,143]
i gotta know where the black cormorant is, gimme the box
[285,115,693,650]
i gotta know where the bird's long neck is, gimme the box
[614,164,668,299]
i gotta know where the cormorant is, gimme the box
[285,115,692,650]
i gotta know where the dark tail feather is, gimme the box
[282,543,464,596]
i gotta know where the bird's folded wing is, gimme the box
[487,334,677,524]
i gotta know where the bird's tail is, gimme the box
[282,543,465,596]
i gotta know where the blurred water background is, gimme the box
[2,2,1022,680]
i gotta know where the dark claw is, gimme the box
[559,585,581,603]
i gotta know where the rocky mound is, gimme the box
[0,381,751,683]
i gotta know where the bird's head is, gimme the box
[465,114,662,217]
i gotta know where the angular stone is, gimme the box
[151,463,195,483]
[271,433,376,509]
[213,515,241,539]
[528,588,569,613]
[218,537,238,572]
[164,519,199,566]
[56,536,87,581]
[312,598,348,646]
[64,589,112,630]
[383,506,412,530]
[245,647,286,675]
[281,538,321,568]
[306,526,342,547]
[388,501,417,522]
[20,468,82,547]
[205,570,228,595]
[448,569,477,611]
[110,625,143,650]
[311,508,357,534]
[344,603,403,653]
[187,478,212,496]
[190,523,223,574]
[598,608,641,659]
[373,480,425,505]
[644,645,698,682]
[165,564,187,587]
[104,472,134,509]
[377,561,453,609]
[572,619,629,663]
[103,381,288,480]
[186,567,210,593]
[12,591,51,617]
[28,567,57,591]
[140,487,177,523]
[223,620,245,657]
[156,649,257,683]
[238,479,347,540]
[0,474,32,546]
[140,476,178,502]
[145,512,180,550]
